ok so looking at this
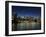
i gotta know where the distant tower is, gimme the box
[12,12,18,31]
[13,12,17,18]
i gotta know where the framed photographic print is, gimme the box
[5,1,45,36]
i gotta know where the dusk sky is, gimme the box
[12,6,41,17]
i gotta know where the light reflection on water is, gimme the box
[17,21,41,30]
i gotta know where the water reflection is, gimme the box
[17,21,41,31]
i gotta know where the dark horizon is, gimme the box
[12,6,41,17]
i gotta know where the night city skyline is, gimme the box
[12,6,41,31]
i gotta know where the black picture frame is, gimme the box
[5,1,45,36]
